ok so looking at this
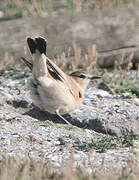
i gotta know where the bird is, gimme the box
[21,36,101,124]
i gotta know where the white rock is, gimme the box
[74,153,83,161]
[0,11,4,18]
[55,141,61,145]
[96,90,111,98]
[134,98,139,106]
[122,93,132,99]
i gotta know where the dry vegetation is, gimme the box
[0,0,139,20]
[0,149,139,180]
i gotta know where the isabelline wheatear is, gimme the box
[21,37,101,124]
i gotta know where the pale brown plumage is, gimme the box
[21,37,101,124]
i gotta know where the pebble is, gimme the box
[12,72,29,80]
[1,92,13,103]
[0,156,3,161]
[74,153,83,161]
[122,93,132,99]
[87,168,93,175]
[55,141,61,145]
[51,155,59,162]
[12,134,20,138]
[85,88,112,99]
[134,98,139,106]
[96,90,111,98]
[0,11,4,18]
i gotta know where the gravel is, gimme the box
[0,70,139,171]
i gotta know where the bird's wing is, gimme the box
[21,57,33,70]
[21,56,66,82]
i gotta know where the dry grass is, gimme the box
[0,0,138,20]
[52,43,98,76]
[114,52,134,72]
[52,42,137,81]
[0,149,139,180]
[95,0,137,9]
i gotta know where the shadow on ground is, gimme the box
[23,106,106,134]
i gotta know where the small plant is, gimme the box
[109,79,139,97]
[5,65,19,72]
[73,135,138,152]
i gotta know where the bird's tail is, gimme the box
[27,37,47,55]
[26,37,48,77]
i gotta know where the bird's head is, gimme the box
[69,70,101,90]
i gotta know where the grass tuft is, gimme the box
[73,135,138,152]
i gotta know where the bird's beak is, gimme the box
[87,75,101,80]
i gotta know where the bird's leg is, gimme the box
[56,109,71,125]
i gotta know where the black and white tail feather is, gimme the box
[27,37,47,55]
[21,37,66,81]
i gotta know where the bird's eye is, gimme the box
[79,74,86,78]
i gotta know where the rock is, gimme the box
[74,153,83,161]
[0,92,14,105]
[0,156,3,161]
[69,88,139,136]
[0,11,4,18]
[95,90,111,98]
[134,98,139,106]
[122,93,132,99]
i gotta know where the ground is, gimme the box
[0,68,139,179]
